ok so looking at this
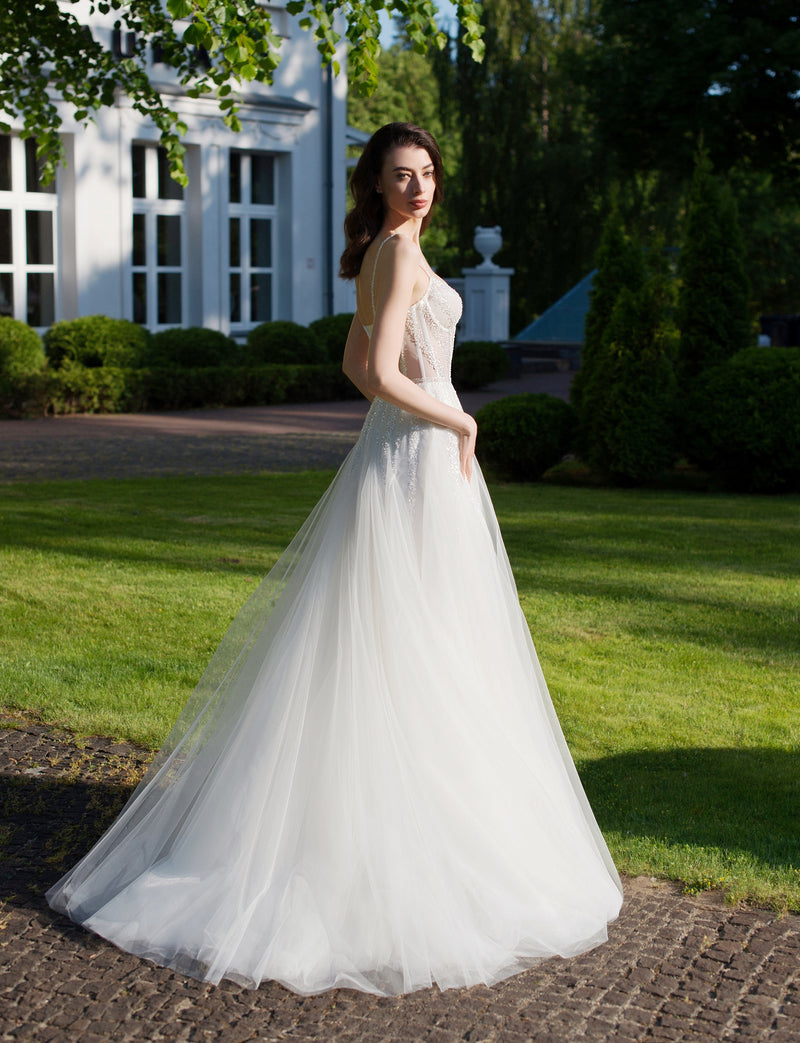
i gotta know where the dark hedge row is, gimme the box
[3,362,362,416]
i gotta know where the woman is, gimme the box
[47,123,622,997]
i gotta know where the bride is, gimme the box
[47,122,622,996]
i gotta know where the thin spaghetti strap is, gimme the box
[370,233,397,315]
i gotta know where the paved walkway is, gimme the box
[2,718,799,1043]
[2,372,800,1040]
[0,371,571,483]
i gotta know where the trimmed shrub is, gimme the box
[475,393,576,482]
[146,326,241,368]
[451,340,510,391]
[44,315,150,369]
[686,347,800,493]
[140,363,361,411]
[246,320,326,365]
[0,318,46,380]
[308,313,355,364]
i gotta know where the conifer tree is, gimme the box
[582,267,679,483]
[571,207,645,446]
[675,149,753,390]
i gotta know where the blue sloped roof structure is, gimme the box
[514,270,596,343]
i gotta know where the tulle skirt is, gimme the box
[46,381,622,996]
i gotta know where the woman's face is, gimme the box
[377,146,436,224]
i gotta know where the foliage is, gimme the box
[434,0,609,330]
[147,326,241,369]
[451,340,509,391]
[0,317,46,380]
[44,315,150,369]
[571,206,646,421]
[307,313,354,364]
[675,149,753,391]
[141,363,359,411]
[245,321,326,366]
[730,169,800,316]
[0,0,484,186]
[686,348,800,494]
[581,271,679,484]
[585,0,800,191]
[475,393,576,481]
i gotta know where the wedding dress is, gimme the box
[47,244,623,996]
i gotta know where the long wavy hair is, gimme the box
[339,123,444,280]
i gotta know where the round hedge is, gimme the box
[451,340,509,391]
[687,347,800,492]
[245,320,326,365]
[0,317,46,379]
[475,393,577,481]
[308,313,354,364]
[147,326,241,368]
[44,315,149,369]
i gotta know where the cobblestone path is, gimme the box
[1,716,798,1043]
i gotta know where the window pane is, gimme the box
[250,219,271,268]
[25,138,56,194]
[132,145,147,198]
[0,209,11,264]
[26,210,54,265]
[230,273,241,324]
[250,273,271,323]
[0,273,12,316]
[133,213,146,266]
[27,272,55,326]
[157,214,181,266]
[133,272,147,324]
[0,137,10,191]
[157,148,183,200]
[229,152,241,203]
[229,217,240,267]
[251,154,274,205]
[158,272,181,323]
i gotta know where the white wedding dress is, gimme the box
[47,254,622,996]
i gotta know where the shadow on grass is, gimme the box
[579,746,800,870]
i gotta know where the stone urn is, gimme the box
[473,225,503,269]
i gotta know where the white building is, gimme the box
[0,5,352,337]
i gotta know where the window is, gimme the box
[131,144,186,327]
[228,151,276,328]
[0,135,59,326]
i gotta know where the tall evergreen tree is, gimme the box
[582,268,679,483]
[675,149,753,390]
[571,206,645,417]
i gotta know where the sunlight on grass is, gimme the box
[1,476,798,911]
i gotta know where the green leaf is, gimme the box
[167,0,193,19]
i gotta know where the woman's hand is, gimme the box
[457,412,478,481]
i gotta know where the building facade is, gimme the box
[0,5,352,337]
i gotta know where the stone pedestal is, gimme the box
[456,226,514,343]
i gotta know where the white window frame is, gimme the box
[131,144,188,329]
[228,150,277,332]
[0,135,59,331]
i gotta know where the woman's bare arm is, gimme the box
[366,236,477,479]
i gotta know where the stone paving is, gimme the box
[1,716,799,1042]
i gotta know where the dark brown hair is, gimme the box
[339,122,444,280]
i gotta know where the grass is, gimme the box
[1,475,799,911]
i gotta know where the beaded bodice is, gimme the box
[365,234,463,386]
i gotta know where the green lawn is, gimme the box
[1,475,798,911]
